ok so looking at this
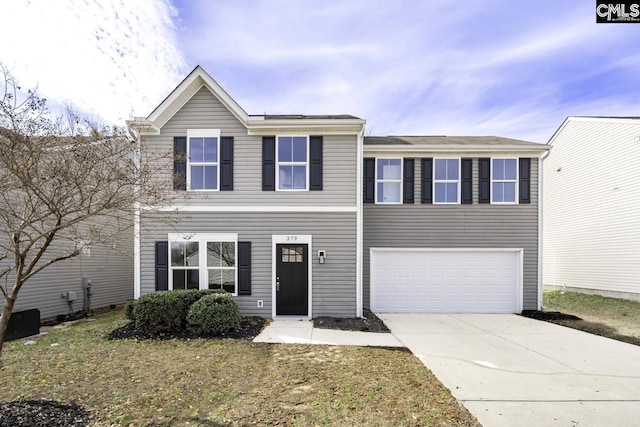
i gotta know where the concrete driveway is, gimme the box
[378,313,640,427]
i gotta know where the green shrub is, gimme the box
[132,289,231,334]
[124,300,137,320]
[173,289,229,324]
[133,292,183,334]
[187,293,241,336]
[173,289,207,323]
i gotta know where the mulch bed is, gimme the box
[107,316,268,340]
[313,309,390,332]
[0,400,88,427]
[520,310,582,321]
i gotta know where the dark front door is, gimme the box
[276,244,308,315]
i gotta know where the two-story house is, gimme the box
[128,66,549,318]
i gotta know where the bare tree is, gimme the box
[0,64,171,365]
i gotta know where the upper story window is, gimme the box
[434,158,460,204]
[187,129,221,190]
[277,136,308,190]
[376,158,402,203]
[169,233,237,294]
[491,158,518,203]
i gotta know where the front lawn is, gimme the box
[1,310,479,426]
[543,290,640,345]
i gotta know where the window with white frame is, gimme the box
[376,158,402,203]
[188,129,220,190]
[492,158,518,203]
[170,241,200,289]
[277,136,308,190]
[434,158,460,203]
[169,233,237,294]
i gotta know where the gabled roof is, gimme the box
[364,135,549,153]
[147,65,250,128]
[127,66,365,135]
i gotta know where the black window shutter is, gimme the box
[262,136,276,191]
[173,137,187,191]
[237,241,251,295]
[309,136,323,190]
[403,158,415,204]
[479,158,491,204]
[461,158,473,204]
[363,157,375,203]
[421,158,433,204]
[519,158,531,204]
[155,241,169,291]
[220,136,234,191]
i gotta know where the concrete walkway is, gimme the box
[379,313,640,427]
[253,319,404,347]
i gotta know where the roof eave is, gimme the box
[363,144,550,153]
[247,118,366,135]
[126,118,160,135]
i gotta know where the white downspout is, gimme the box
[356,125,365,317]
[128,125,142,299]
[538,148,551,310]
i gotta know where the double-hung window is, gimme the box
[376,158,402,203]
[277,136,308,190]
[187,129,220,190]
[491,158,518,203]
[169,233,238,294]
[434,158,460,203]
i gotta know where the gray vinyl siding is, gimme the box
[4,237,133,320]
[140,211,357,317]
[144,87,357,206]
[363,157,539,311]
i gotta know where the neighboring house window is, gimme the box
[169,233,237,294]
[434,158,460,203]
[491,158,518,203]
[77,240,91,258]
[277,136,308,190]
[187,129,221,190]
[376,158,402,203]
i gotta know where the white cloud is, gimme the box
[3,0,639,143]
[0,0,188,124]
[171,0,640,142]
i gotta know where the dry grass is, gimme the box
[1,310,479,426]
[544,291,640,345]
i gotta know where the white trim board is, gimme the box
[141,205,357,213]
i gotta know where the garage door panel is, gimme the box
[371,249,521,313]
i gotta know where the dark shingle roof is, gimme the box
[364,135,544,147]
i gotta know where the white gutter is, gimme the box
[363,144,550,153]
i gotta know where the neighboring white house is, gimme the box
[543,116,640,301]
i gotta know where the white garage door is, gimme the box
[371,249,522,313]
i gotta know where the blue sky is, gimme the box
[2,0,640,142]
